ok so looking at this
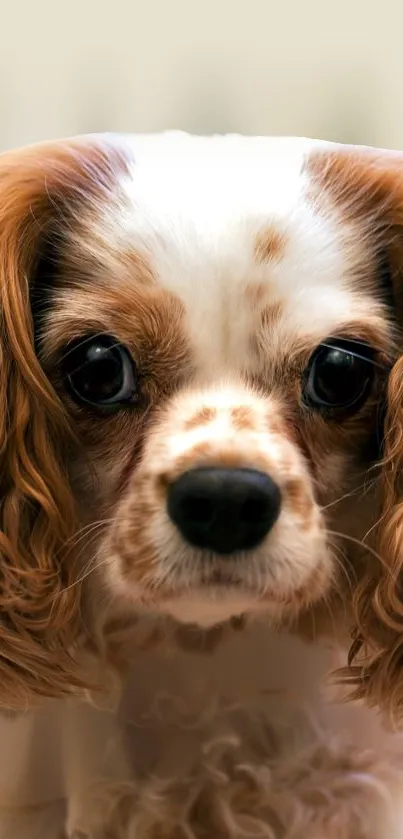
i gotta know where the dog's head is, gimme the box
[1,132,403,711]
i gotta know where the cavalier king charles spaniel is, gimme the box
[1,133,403,838]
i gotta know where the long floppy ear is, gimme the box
[308,143,403,719]
[0,136,130,708]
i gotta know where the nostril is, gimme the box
[167,467,282,554]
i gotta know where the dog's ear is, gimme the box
[308,143,403,719]
[0,136,130,708]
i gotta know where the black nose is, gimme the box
[167,467,281,554]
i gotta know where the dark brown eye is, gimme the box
[62,335,139,411]
[303,340,375,413]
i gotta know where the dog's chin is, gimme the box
[149,585,283,628]
[109,546,333,629]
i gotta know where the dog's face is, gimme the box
[1,133,403,708]
[38,136,393,628]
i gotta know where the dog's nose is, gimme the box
[167,467,281,554]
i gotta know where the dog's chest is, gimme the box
[118,624,400,779]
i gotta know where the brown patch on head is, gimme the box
[307,145,403,308]
[254,226,287,264]
[307,145,403,225]
[41,281,190,398]
[231,405,256,431]
[184,406,217,431]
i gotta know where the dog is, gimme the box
[1,133,403,837]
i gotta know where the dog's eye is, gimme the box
[303,340,375,412]
[62,335,139,411]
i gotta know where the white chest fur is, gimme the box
[2,625,403,839]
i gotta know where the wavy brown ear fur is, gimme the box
[0,136,130,709]
[309,145,403,719]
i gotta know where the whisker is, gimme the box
[61,514,148,554]
[65,519,116,550]
[321,485,366,513]
[321,341,391,371]
[321,473,378,512]
[331,549,356,599]
[58,332,123,364]
[53,549,113,599]
[361,509,388,546]
[327,529,397,582]
[326,336,380,350]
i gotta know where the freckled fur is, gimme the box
[230,405,256,431]
[184,406,217,430]
[254,226,288,263]
[284,478,314,522]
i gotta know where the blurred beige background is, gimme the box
[1,0,401,152]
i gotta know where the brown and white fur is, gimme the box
[2,134,403,837]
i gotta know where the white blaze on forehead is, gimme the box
[121,133,313,224]
[111,134,373,373]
